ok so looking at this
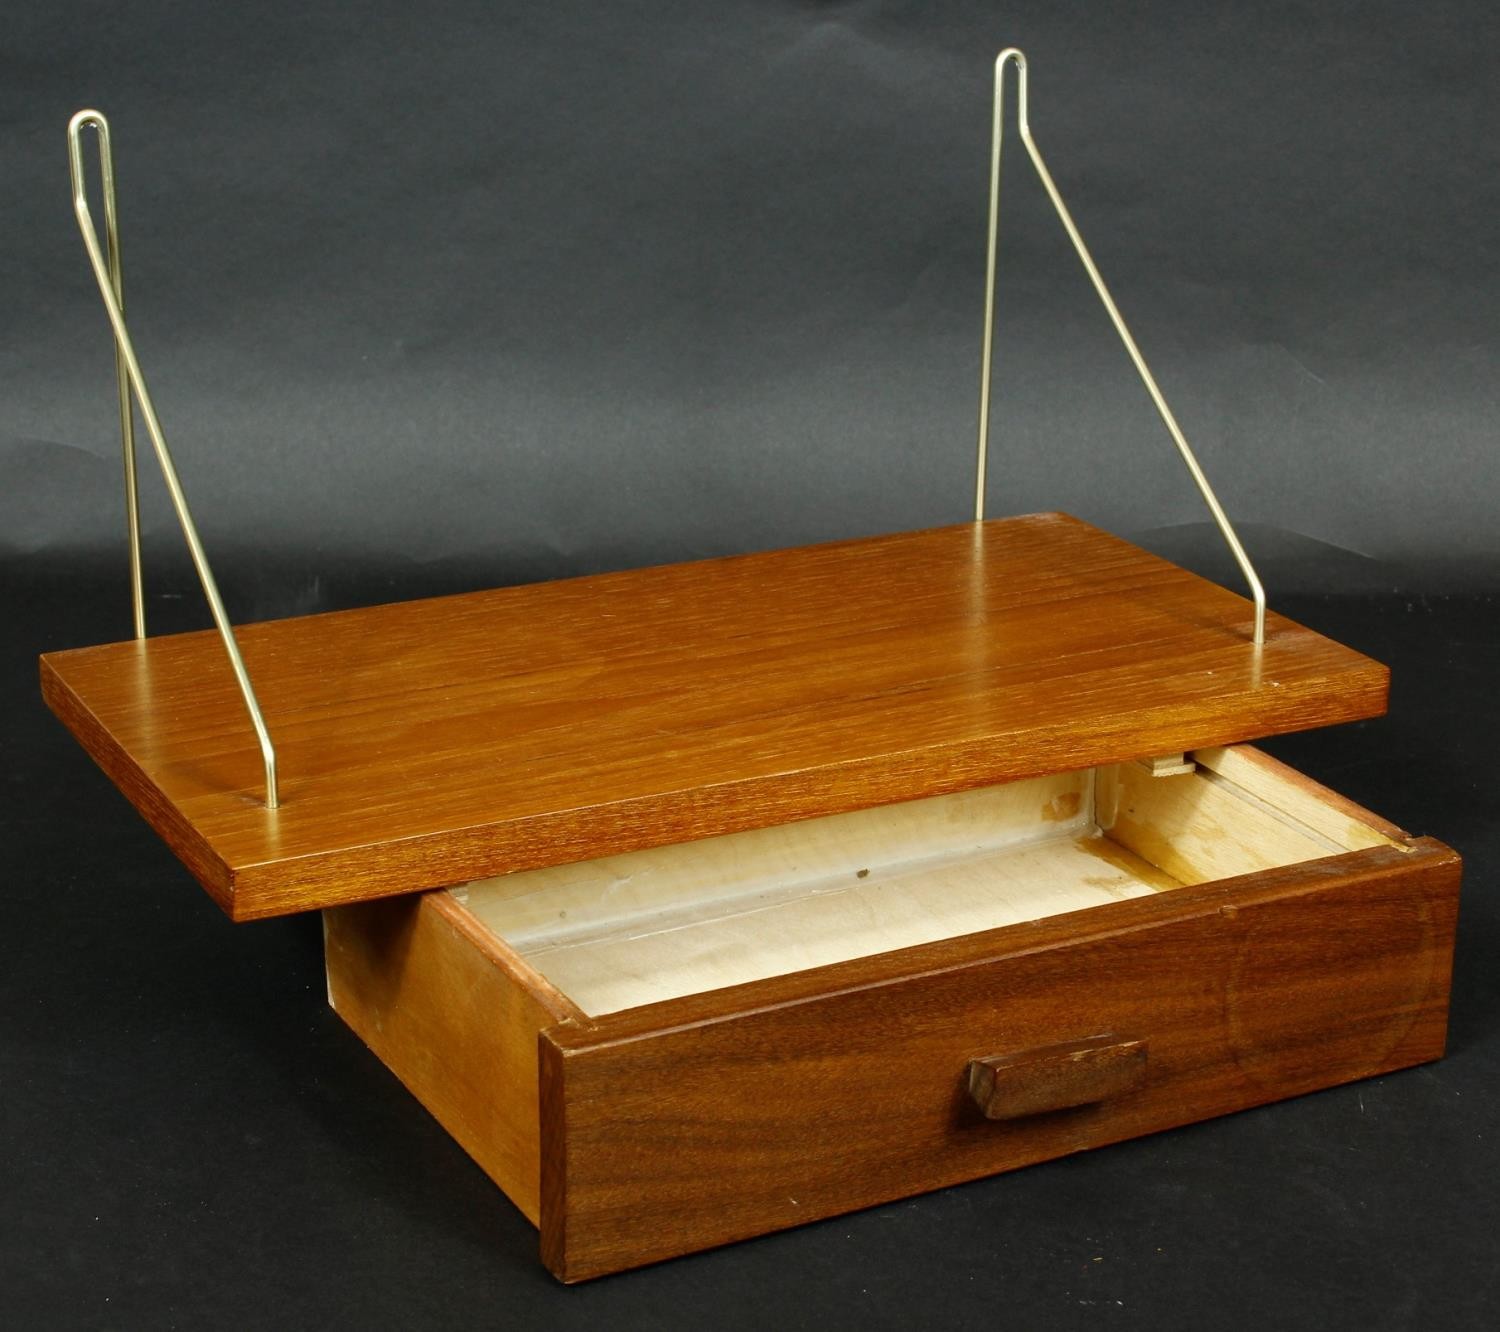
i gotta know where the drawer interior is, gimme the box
[454,744,1405,1017]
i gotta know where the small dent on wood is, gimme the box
[1354,820,1415,853]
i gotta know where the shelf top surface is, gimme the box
[40,513,1389,920]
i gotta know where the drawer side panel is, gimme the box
[325,892,576,1226]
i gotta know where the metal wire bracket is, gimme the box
[69,110,280,808]
[975,48,1267,646]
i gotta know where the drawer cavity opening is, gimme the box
[452,744,1404,1016]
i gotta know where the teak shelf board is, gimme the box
[39,513,1389,920]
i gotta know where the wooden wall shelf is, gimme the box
[42,53,1454,1282]
[41,513,1386,921]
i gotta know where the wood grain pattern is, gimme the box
[1193,744,1409,846]
[39,514,1389,920]
[323,892,582,1224]
[538,840,1459,1280]
[1098,760,1337,883]
[966,1035,1149,1120]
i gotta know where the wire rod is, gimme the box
[975,48,1266,646]
[69,110,280,807]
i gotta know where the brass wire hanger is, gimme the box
[974,48,1266,646]
[68,110,280,808]
[61,49,1266,816]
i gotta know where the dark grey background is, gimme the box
[5,0,1498,582]
[4,3,1497,1329]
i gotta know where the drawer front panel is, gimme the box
[539,841,1458,1281]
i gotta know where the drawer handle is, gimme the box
[966,1035,1148,1120]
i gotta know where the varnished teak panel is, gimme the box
[40,514,1389,919]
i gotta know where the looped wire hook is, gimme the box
[68,110,280,807]
[68,111,145,640]
[973,49,1267,647]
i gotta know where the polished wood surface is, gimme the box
[539,839,1459,1280]
[40,514,1389,920]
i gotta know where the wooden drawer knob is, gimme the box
[966,1035,1148,1120]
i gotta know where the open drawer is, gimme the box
[324,742,1460,1281]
